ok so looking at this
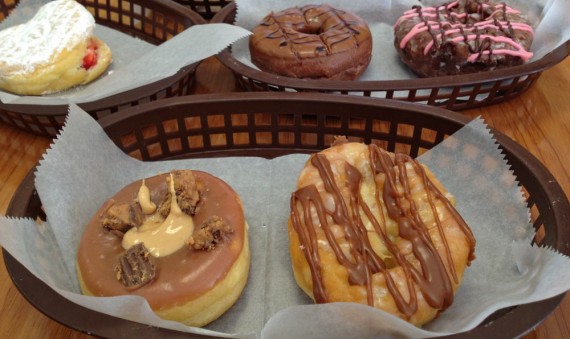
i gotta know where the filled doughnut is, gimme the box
[393,0,533,77]
[249,4,372,80]
[77,170,250,327]
[0,0,112,95]
[288,138,476,326]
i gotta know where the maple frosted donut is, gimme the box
[393,0,534,77]
[0,0,112,95]
[77,170,250,327]
[288,139,476,326]
[249,4,372,80]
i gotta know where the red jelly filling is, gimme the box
[82,39,98,70]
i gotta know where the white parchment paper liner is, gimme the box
[1,104,570,338]
[231,0,570,83]
[0,0,251,105]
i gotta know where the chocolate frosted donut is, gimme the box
[77,170,249,327]
[288,140,476,326]
[249,4,372,80]
[393,0,534,77]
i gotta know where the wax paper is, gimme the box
[1,104,570,337]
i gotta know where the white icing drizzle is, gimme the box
[0,0,95,77]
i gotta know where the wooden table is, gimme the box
[1,56,569,338]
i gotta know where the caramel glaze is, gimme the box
[77,171,245,311]
[250,4,369,59]
[290,145,475,318]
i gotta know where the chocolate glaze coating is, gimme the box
[249,4,372,80]
[393,0,534,77]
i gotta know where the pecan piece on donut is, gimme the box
[158,170,202,217]
[100,201,142,237]
[187,215,233,251]
[115,243,157,289]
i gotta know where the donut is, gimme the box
[77,170,250,327]
[393,0,534,77]
[249,4,372,80]
[288,139,476,326]
[0,0,112,95]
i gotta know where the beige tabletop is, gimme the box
[1,56,569,338]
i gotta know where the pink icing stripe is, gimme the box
[422,21,534,54]
[468,48,533,62]
[442,34,533,62]
[405,0,460,14]
[395,11,466,27]
[399,22,429,48]
[395,0,460,26]
[488,7,521,17]
[396,1,523,34]
[473,21,532,31]
[398,14,533,50]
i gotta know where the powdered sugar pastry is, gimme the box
[0,0,95,77]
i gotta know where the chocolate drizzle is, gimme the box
[290,145,476,318]
[257,4,367,59]
[395,0,534,75]
[446,2,521,53]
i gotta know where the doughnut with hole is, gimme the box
[77,170,249,327]
[249,4,372,80]
[288,139,476,326]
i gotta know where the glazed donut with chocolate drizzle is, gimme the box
[393,0,534,77]
[77,170,250,327]
[249,4,372,80]
[288,139,476,326]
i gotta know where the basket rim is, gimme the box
[104,91,570,256]
[0,0,207,115]
[212,2,570,91]
[5,92,570,338]
[98,91,470,127]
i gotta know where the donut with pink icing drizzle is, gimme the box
[393,0,534,77]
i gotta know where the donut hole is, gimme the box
[295,25,320,35]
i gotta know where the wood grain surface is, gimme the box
[1,56,569,338]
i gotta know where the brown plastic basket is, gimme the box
[212,3,570,111]
[4,92,569,338]
[0,0,14,20]
[173,0,232,20]
[0,0,207,138]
